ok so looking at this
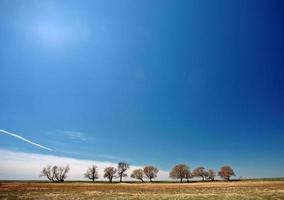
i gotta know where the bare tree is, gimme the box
[55,165,70,182]
[104,167,117,183]
[84,165,99,182]
[207,169,216,181]
[131,169,144,182]
[40,165,70,182]
[40,165,55,182]
[169,164,190,183]
[117,162,129,182]
[143,166,159,182]
[184,169,192,183]
[218,165,235,181]
[192,167,207,181]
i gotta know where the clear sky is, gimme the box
[0,0,284,179]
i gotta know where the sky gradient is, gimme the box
[0,0,284,179]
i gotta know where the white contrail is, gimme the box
[0,129,53,151]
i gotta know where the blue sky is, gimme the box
[0,0,284,179]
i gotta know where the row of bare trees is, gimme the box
[84,162,159,183]
[169,164,235,182]
[40,163,235,183]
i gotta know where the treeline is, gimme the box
[40,162,235,183]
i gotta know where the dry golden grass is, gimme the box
[0,180,284,200]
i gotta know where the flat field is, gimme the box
[0,180,284,200]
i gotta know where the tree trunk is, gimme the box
[202,176,204,181]
[120,176,122,182]
[180,177,183,183]
[109,177,113,183]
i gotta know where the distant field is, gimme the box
[1,180,284,200]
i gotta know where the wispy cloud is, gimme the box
[56,130,90,141]
[96,154,124,161]
[0,129,53,151]
[0,149,169,180]
[58,130,86,141]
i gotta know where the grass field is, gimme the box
[1,180,284,200]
